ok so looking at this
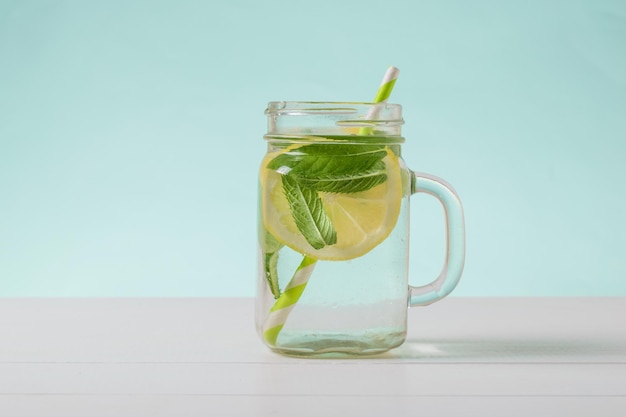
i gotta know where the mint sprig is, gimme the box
[269,144,388,250]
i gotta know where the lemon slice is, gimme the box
[260,146,403,261]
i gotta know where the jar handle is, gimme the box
[409,172,466,306]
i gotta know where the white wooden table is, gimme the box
[1,297,625,416]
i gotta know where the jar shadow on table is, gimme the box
[377,337,626,362]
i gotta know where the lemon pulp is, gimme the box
[261,146,403,261]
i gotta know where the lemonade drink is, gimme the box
[257,129,411,356]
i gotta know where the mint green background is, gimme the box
[1,0,625,296]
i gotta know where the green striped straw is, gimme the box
[360,66,400,134]
[371,66,400,104]
[262,66,400,347]
[263,256,317,345]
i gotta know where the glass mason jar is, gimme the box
[256,101,465,357]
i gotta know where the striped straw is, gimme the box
[372,66,400,103]
[262,67,400,347]
[361,66,400,132]
[263,256,316,345]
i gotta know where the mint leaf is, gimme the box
[268,144,388,194]
[264,250,281,299]
[281,174,337,250]
[295,159,387,193]
[261,229,282,298]
[267,144,386,171]
[261,228,282,253]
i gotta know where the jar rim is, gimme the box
[265,101,402,116]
